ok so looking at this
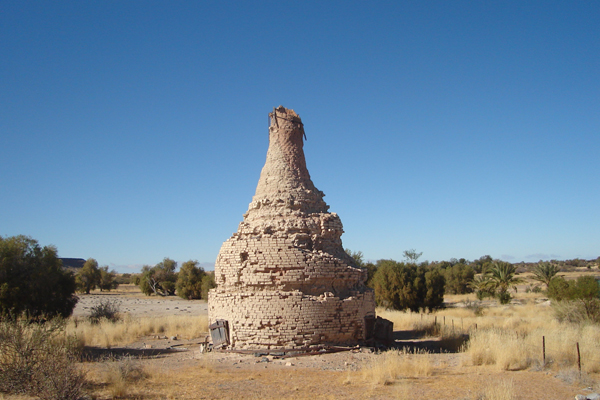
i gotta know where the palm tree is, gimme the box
[531,261,561,289]
[488,261,524,304]
[468,274,494,300]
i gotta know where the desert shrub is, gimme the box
[201,271,217,300]
[548,276,600,323]
[98,266,119,291]
[176,260,205,299]
[372,260,445,312]
[115,273,132,285]
[138,258,178,296]
[547,276,571,301]
[0,235,78,319]
[552,299,600,324]
[103,356,149,397]
[0,317,86,399]
[443,263,475,294]
[362,348,434,385]
[89,299,121,324]
[75,258,101,294]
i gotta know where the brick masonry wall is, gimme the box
[209,106,375,349]
[209,289,375,349]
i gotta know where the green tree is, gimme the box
[531,261,561,289]
[0,235,78,319]
[444,263,475,294]
[98,266,119,291]
[403,249,423,264]
[345,249,377,287]
[176,260,205,299]
[419,265,446,310]
[488,261,523,304]
[201,272,217,300]
[469,274,494,300]
[372,260,444,312]
[75,258,101,294]
[345,249,365,267]
[472,255,493,274]
[137,258,178,296]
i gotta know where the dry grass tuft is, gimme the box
[102,356,149,398]
[67,314,209,347]
[362,348,434,385]
[478,379,515,400]
[465,323,600,372]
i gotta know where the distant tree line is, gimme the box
[132,258,216,300]
[346,249,600,309]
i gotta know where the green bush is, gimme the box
[75,258,101,294]
[443,263,475,294]
[98,266,119,292]
[89,299,121,324]
[137,258,178,296]
[372,260,445,312]
[548,276,600,324]
[201,272,217,300]
[0,235,78,319]
[547,276,600,302]
[176,260,205,299]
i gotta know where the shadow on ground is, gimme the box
[392,330,469,353]
[82,346,186,361]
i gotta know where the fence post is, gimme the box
[577,342,581,378]
[542,336,545,366]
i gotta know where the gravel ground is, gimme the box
[72,291,208,318]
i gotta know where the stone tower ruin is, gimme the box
[208,106,375,350]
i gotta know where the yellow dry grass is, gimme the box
[479,378,516,400]
[67,314,209,347]
[361,348,435,385]
[376,294,600,374]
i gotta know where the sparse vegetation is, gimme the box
[0,317,87,399]
[372,259,445,311]
[176,260,206,299]
[68,314,209,347]
[0,235,78,319]
[138,258,178,296]
[89,298,121,324]
[531,261,561,289]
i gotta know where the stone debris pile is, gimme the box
[208,106,376,349]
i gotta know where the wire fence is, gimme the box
[408,313,600,374]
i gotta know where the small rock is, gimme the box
[170,336,177,340]
[575,395,587,400]
[144,344,153,349]
[587,394,600,400]
[285,362,293,367]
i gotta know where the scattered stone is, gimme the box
[285,362,293,367]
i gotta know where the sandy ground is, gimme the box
[73,286,598,399]
[72,288,208,318]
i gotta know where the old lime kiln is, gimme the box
[208,106,375,349]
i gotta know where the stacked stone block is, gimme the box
[209,106,375,349]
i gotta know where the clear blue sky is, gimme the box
[1,1,598,272]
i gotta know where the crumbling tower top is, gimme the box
[250,106,329,217]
